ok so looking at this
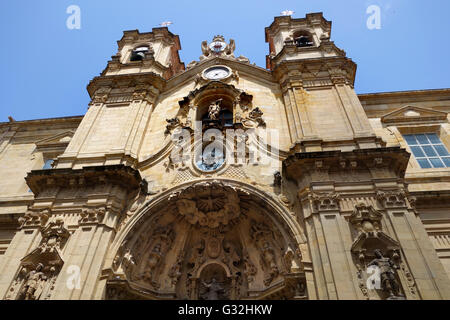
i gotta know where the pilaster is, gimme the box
[285,147,450,300]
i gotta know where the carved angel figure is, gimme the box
[201,41,210,59]
[208,99,222,120]
[225,39,236,56]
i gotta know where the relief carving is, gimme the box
[138,224,175,289]
[79,206,106,225]
[19,209,50,228]
[376,190,407,209]
[170,181,246,229]
[348,202,407,300]
[242,107,266,128]
[368,249,403,299]
[165,117,181,134]
[309,192,340,212]
[6,219,70,300]
[15,264,47,300]
[243,251,257,284]
[168,254,183,287]
[250,221,280,286]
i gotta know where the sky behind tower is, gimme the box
[0,0,449,121]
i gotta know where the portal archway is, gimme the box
[106,179,308,300]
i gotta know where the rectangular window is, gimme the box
[403,133,450,169]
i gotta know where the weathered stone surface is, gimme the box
[0,12,449,300]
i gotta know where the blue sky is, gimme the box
[0,0,449,121]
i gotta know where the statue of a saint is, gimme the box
[368,249,401,298]
[202,278,224,300]
[208,99,222,120]
[19,263,47,300]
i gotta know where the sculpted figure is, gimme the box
[202,278,224,300]
[208,99,222,120]
[368,249,401,298]
[19,263,47,300]
[262,241,278,277]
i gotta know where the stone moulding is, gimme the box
[87,72,165,104]
[169,180,248,229]
[25,164,146,196]
[284,147,411,182]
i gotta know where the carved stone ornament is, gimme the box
[133,224,176,289]
[185,230,242,300]
[132,90,149,102]
[367,249,404,299]
[200,35,235,60]
[349,202,382,233]
[5,219,70,300]
[308,192,340,212]
[18,208,50,228]
[348,203,407,300]
[376,190,407,209]
[79,206,106,225]
[273,171,282,187]
[242,107,266,128]
[169,181,248,229]
[165,117,181,134]
[243,250,257,284]
[250,221,281,286]
[208,99,222,120]
[91,93,109,105]
[349,203,400,259]
[37,219,70,253]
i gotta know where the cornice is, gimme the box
[273,55,357,88]
[0,116,83,128]
[26,165,145,196]
[358,88,450,106]
[117,27,180,50]
[165,56,275,92]
[284,147,411,182]
[265,13,331,42]
[86,72,166,98]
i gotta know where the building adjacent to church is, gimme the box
[0,12,450,300]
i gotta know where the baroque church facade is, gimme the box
[1,12,450,300]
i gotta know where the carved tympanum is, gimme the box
[170,181,247,229]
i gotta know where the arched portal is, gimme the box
[106,179,308,300]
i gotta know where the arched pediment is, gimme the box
[105,179,308,300]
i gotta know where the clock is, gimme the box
[209,40,227,53]
[195,146,225,172]
[203,66,231,80]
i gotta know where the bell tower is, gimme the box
[266,12,381,152]
[271,13,450,300]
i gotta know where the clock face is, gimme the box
[203,66,231,80]
[196,146,225,172]
[209,41,226,53]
